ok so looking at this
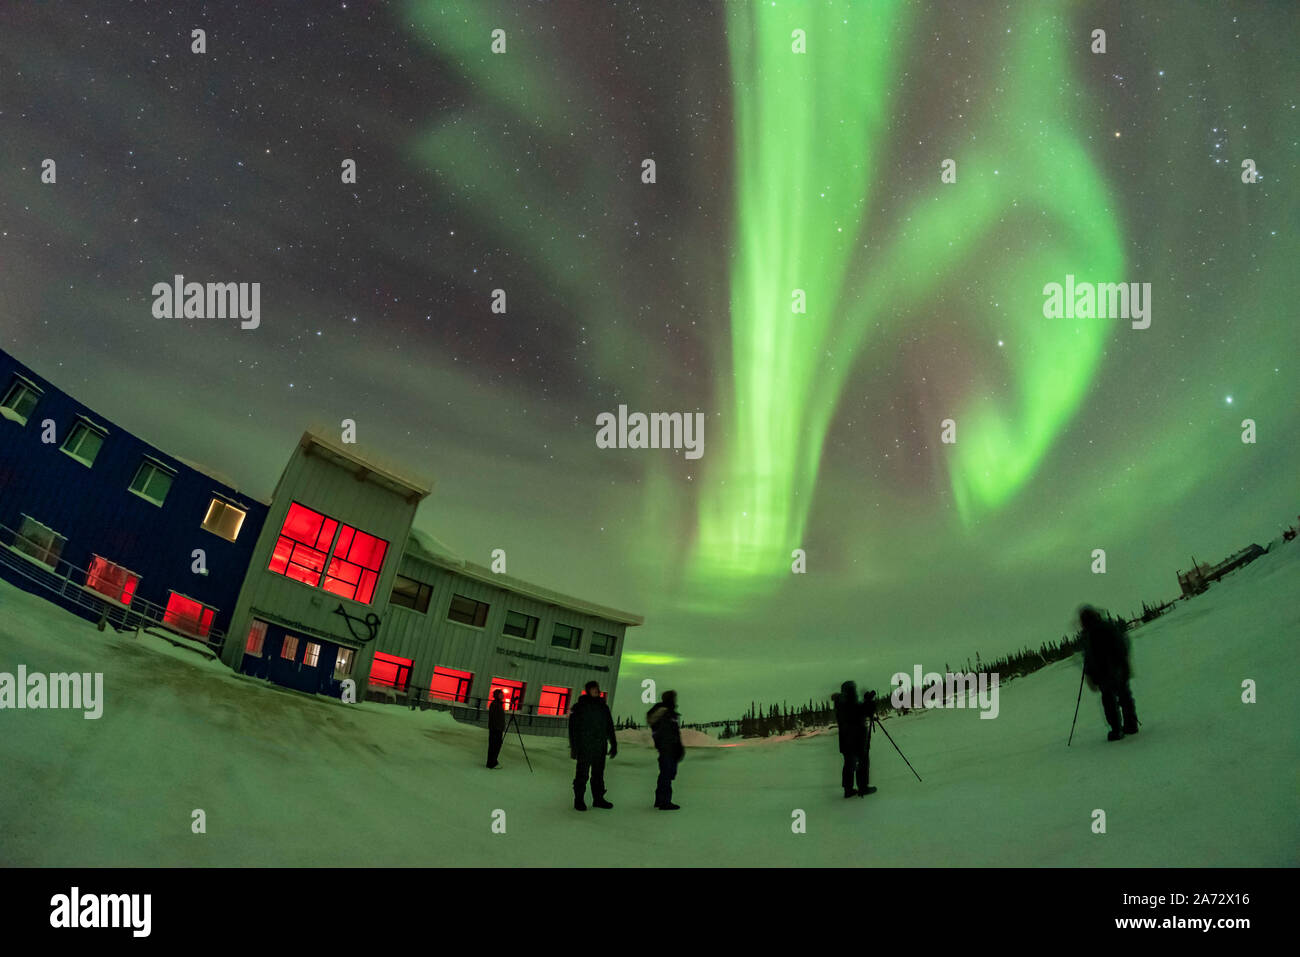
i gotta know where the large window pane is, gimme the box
[163,592,215,638]
[447,594,489,627]
[86,555,140,604]
[13,516,66,568]
[129,459,175,506]
[61,420,105,466]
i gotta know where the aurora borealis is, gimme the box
[692,0,1126,597]
[1,1,1296,721]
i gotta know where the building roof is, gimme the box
[299,429,433,503]
[403,527,644,627]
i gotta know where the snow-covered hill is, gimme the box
[0,542,1296,866]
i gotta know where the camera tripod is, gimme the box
[869,713,922,782]
[502,710,534,773]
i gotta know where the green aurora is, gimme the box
[689,1,1123,603]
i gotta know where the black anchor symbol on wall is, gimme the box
[332,603,381,644]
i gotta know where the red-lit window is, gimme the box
[430,666,473,703]
[489,678,526,711]
[163,592,215,638]
[369,652,413,691]
[538,685,570,717]
[245,619,268,656]
[269,502,338,587]
[85,555,140,605]
[323,525,388,604]
[268,502,388,605]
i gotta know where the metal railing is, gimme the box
[0,520,227,652]
[367,686,572,737]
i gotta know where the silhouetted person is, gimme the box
[835,681,876,797]
[647,690,684,810]
[1079,606,1139,741]
[486,689,505,768]
[569,681,616,810]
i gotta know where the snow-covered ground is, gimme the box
[0,542,1296,866]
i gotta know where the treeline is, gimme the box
[611,614,1143,740]
[939,631,1085,689]
[1128,598,1177,625]
[714,700,839,739]
[706,620,1133,739]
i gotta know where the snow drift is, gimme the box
[0,540,1296,866]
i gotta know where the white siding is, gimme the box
[220,436,632,713]
[221,440,421,670]
[377,553,625,708]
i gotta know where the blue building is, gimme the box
[0,348,268,647]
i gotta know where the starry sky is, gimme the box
[2,1,1296,722]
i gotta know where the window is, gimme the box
[267,502,388,604]
[303,642,321,667]
[61,419,106,467]
[430,666,473,703]
[590,632,617,656]
[12,516,66,569]
[85,556,140,605]
[245,620,268,656]
[447,594,489,628]
[202,498,247,542]
[269,502,338,588]
[551,623,582,650]
[538,685,571,717]
[369,652,413,691]
[129,459,175,506]
[389,574,432,613]
[163,592,216,638]
[0,376,41,424]
[281,635,300,661]
[334,648,355,679]
[323,525,388,604]
[502,610,538,641]
[489,678,526,711]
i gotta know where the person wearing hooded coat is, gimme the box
[1079,606,1139,741]
[568,681,617,810]
[647,690,684,810]
[835,681,876,798]
[486,689,506,769]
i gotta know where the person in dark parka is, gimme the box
[486,689,506,769]
[1079,606,1139,741]
[647,690,684,810]
[568,681,617,810]
[835,681,876,798]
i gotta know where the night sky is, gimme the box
[2,1,1296,722]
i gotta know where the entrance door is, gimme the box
[259,625,343,696]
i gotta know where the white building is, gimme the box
[220,429,640,732]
